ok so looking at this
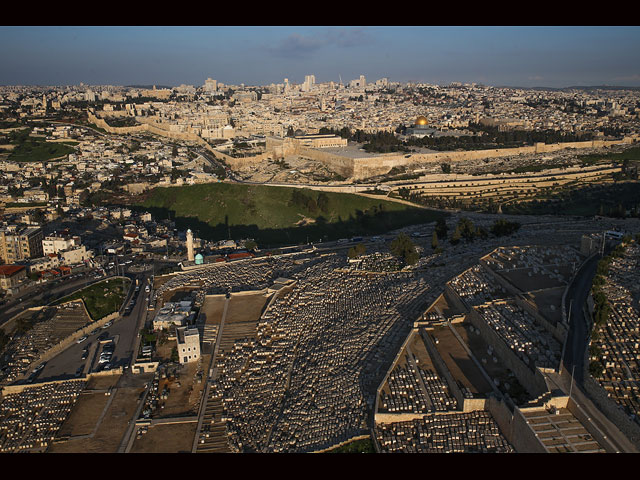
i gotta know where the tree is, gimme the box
[491,219,521,237]
[441,163,451,174]
[317,192,330,213]
[450,227,462,245]
[390,233,419,265]
[435,217,448,239]
[457,217,476,242]
[347,243,366,260]
[589,360,604,378]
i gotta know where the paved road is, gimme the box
[33,271,153,382]
[561,253,601,383]
[557,248,638,453]
[0,271,106,327]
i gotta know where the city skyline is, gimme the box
[1,26,640,88]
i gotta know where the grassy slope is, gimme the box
[136,183,445,245]
[140,183,430,229]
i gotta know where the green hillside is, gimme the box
[135,183,446,246]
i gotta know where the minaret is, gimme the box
[186,229,194,262]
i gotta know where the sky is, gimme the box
[1,26,640,88]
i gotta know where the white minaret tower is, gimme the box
[186,229,194,262]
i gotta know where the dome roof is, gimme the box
[415,116,428,126]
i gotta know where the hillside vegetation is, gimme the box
[135,183,446,246]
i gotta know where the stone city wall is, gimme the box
[89,112,638,181]
[348,137,636,180]
[89,112,262,171]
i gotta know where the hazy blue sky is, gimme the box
[1,26,640,88]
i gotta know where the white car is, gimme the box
[77,336,88,344]
[102,321,112,329]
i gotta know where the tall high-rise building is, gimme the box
[303,75,316,92]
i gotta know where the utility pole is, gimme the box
[569,364,576,399]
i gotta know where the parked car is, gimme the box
[77,335,88,344]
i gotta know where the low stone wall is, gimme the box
[311,434,371,453]
[86,367,123,378]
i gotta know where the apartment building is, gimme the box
[0,226,43,264]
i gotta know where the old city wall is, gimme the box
[296,145,356,178]
[89,112,264,171]
[349,137,636,180]
[88,112,638,181]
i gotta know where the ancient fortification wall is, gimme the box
[348,138,636,180]
[88,112,262,170]
[88,112,638,180]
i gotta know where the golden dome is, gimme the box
[415,116,428,126]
